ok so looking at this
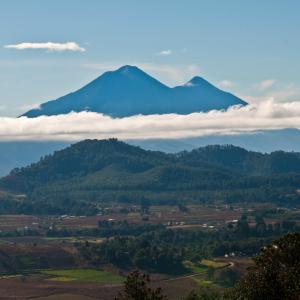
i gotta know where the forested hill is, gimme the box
[0,139,233,193]
[0,139,300,214]
[1,139,172,191]
[179,144,300,175]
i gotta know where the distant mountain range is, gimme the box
[3,65,297,186]
[130,129,300,153]
[0,139,300,214]
[22,65,246,117]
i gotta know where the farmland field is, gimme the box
[0,203,298,299]
[40,268,124,283]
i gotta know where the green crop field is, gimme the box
[40,268,123,284]
[43,237,103,244]
[201,259,229,269]
[183,260,207,274]
[193,276,214,286]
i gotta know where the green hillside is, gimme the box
[0,139,300,215]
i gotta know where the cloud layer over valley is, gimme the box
[0,100,300,141]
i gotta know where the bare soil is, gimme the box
[0,276,197,300]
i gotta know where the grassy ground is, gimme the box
[43,237,77,241]
[40,268,123,284]
[0,274,22,279]
[35,294,97,300]
[183,259,231,288]
[201,259,229,269]
[43,237,103,244]
[184,259,228,273]
[183,260,207,274]
[192,276,214,286]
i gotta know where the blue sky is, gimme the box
[1,0,300,116]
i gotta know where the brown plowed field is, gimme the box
[0,276,197,300]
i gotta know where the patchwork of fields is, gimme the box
[0,203,298,299]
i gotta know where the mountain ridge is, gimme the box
[1,139,300,215]
[2,129,300,177]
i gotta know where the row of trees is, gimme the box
[80,235,184,273]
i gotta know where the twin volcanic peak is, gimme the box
[22,65,247,118]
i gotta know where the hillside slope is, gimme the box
[0,140,300,214]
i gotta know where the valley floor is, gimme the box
[0,203,298,299]
[0,275,198,300]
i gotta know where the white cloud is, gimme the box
[239,83,300,105]
[82,62,200,86]
[266,84,300,102]
[1,100,300,141]
[4,42,85,52]
[138,63,200,85]
[18,103,41,111]
[219,80,234,89]
[257,79,276,91]
[157,49,173,56]
[184,82,195,87]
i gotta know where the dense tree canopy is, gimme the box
[1,140,300,214]
[115,233,300,300]
[226,232,300,300]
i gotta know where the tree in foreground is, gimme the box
[225,232,300,300]
[115,270,168,300]
[184,289,219,300]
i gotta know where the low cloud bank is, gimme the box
[1,100,300,141]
